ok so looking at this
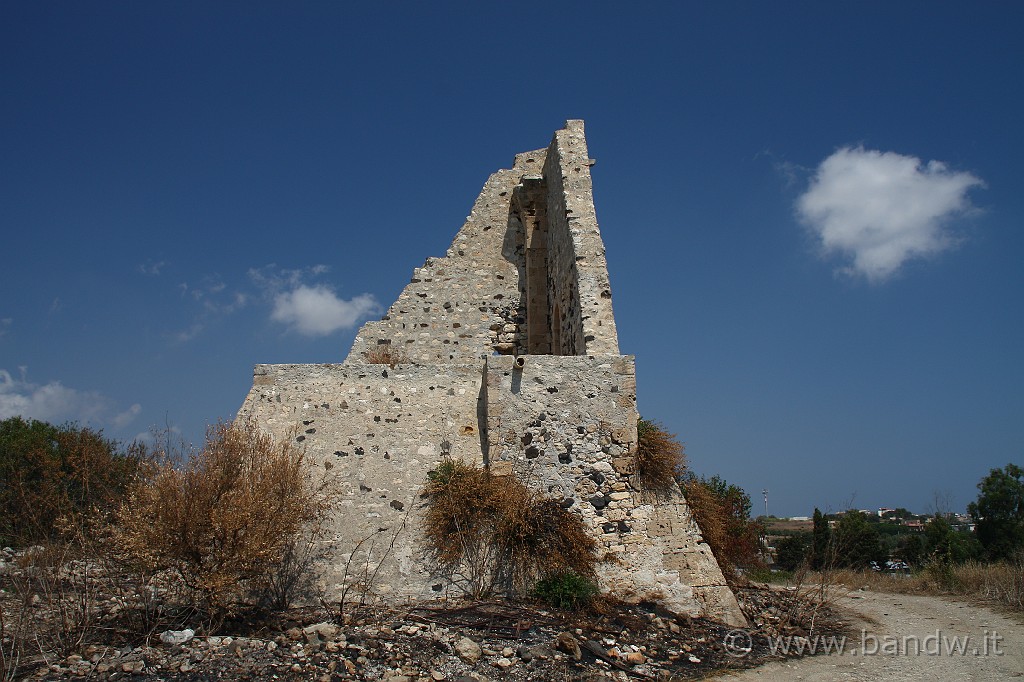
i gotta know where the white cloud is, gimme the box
[0,368,141,430]
[248,264,331,291]
[173,322,205,344]
[271,285,379,336]
[133,424,182,447]
[167,265,376,341]
[171,277,248,343]
[0,318,11,338]
[112,403,142,429]
[796,147,984,282]
[138,260,166,276]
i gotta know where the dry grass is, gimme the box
[634,419,685,497]
[813,558,1024,613]
[117,420,334,627]
[363,344,408,368]
[421,460,596,599]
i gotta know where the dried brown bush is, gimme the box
[680,478,732,574]
[421,460,596,598]
[363,344,408,368]
[682,475,765,583]
[635,418,685,498]
[117,420,333,628]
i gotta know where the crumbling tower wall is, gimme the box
[238,121,745,625]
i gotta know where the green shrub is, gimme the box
[0,417,150,546]
[534,572,599,610]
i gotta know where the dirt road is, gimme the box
[722,590,1023,681]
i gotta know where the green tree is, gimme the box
[967,463,1024,561]
[811,508,831,569]
[924,515,981,564]
[833,510,884,569]
[774,533,810,571]
[896,533,926,567]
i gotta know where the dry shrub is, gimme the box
[118,420,333,627]
[682,475,765,582]
[635,419,685,497]
[363,343,408,368]
[681,478,732,576]
[3,544,100,668]
[421,460,596,598]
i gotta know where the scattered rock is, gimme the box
[158,628,195,646]
[455,636,482,664]
[555,631,582,660]
[304,621,340,640]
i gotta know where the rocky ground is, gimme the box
[3,579,848,682]
[2,545,854,681]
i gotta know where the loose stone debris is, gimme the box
[13,587,845,681]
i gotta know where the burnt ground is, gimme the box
[4,584,850,681]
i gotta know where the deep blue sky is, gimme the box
[3,2,1021,517]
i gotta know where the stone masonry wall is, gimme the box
[345,152,545,363]
[543,121,619,356]
[242,361,486,601]
[484,355,742,622]
[238,121,745,626]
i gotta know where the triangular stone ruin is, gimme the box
[238,120,745,626]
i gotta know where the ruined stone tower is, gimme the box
[238,121,745,625]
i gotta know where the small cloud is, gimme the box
[171,276,248,343]
[112,403,142,429]
[138,260,166,276]
[271,285,379,336]
[757,149,810,189]
[0,368,141,430]
[0,318,11,338]
[132,424,183,448]
[167,265,373,342]
[248,264,331,291]
[172,322,205,344]
[49,298,62,314]
[796,147,984,282]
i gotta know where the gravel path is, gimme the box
[722,589,1023,681]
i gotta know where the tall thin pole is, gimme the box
[762,489,769,517]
